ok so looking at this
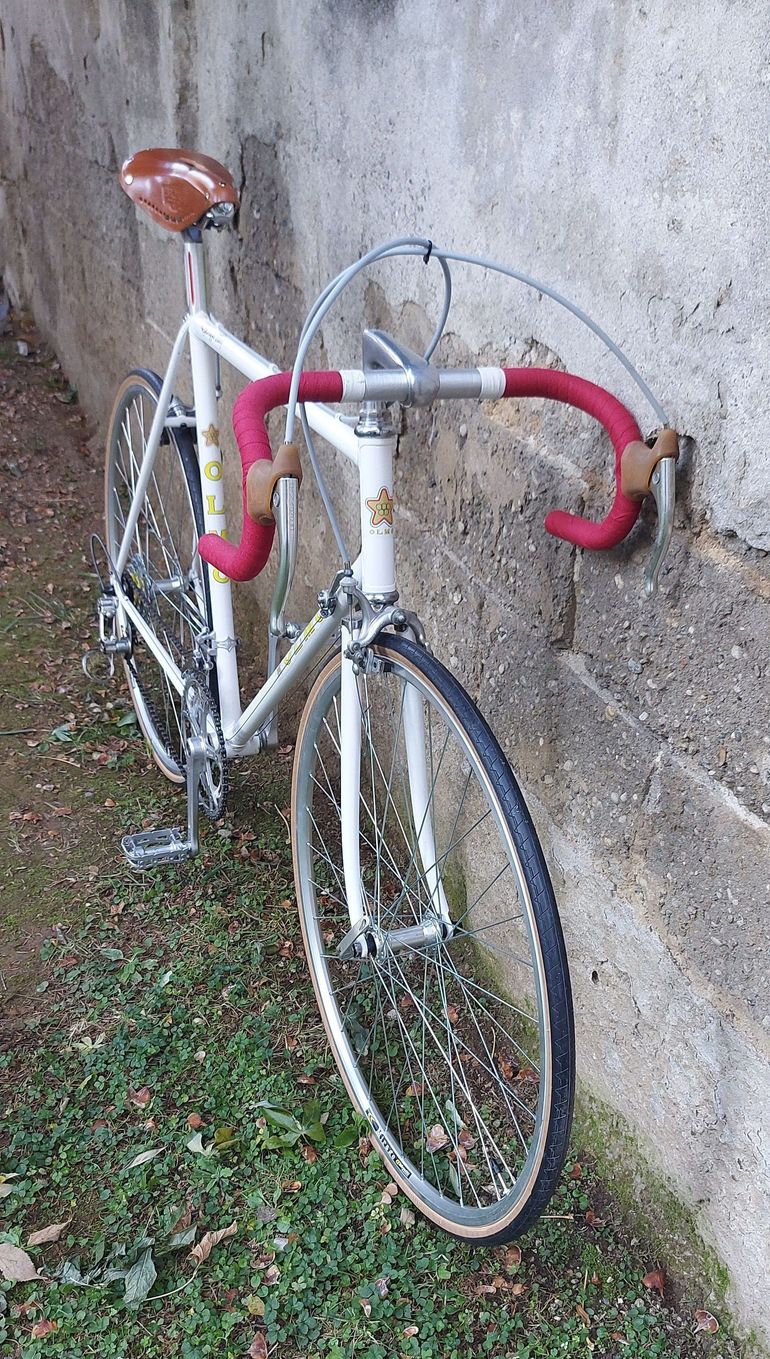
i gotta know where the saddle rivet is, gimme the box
[124,173,133,184]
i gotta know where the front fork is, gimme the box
[337,395,452,959]
[337,636,453,960]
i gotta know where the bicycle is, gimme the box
[89,147,679,1245]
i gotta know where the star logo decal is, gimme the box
[201,423,220,447]
[366,487,394,528]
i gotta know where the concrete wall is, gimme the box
[2,0,768,1345]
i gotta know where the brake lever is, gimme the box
[619,428,679,599]
[645,454,676,597]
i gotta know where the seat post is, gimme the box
[182,228,207,315]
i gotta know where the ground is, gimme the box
[0,312,740,1358]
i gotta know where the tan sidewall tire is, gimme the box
[291,645,559,1242]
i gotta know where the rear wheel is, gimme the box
[104,370,214,781]
[291,633,574,1243]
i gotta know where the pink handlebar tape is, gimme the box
[198,365,643,582]
[502,368,643,550]
[198,370,343,582]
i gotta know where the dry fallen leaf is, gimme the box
[186,1113,204,1130]
[281,1180,302,1194]
[576,1303,591,1325]
[30,1319,58,1339]
[403,1325,419,1338]
[15,1301,41,1319]
[358,1136,372,1165]
[693,1309,719,1334]
[301,1144,318,1164]
[247,1334,268,1359]
[189,1220,237,1266]
[405,1082,425,1098]
[359,1297,372,1318]
[169,1205,192,1235]
[27,1219,72,1247]
[642,1268,666,1297]
[425,1124,450,1153]
[0,1243,39,1282]
[502,1245,522,1270]
[263,1264,280,1286]
[375,1276,390,1299]
[128,1086,151,1109]
[399,1206,416,1229]
[570,1162,584,1180]
[124,1147,163,1171]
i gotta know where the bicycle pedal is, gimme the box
[121,827,192,868]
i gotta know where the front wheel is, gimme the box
[292,633,574,1244]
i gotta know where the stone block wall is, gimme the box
[1,1,768,1345]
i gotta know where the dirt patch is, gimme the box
[0,311,141,1018]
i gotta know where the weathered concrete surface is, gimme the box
[2,0,769,1345]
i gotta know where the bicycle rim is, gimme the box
[292,634,574,1242]
[104,371,212,780]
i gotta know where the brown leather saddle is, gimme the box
[120,148,239,232]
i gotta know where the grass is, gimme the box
[0,747,733,1358]
[0,315,739,1358]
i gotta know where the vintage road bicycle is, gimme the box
[88,148,679,1244]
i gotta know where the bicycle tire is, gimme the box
[104,369,215,782]
[291,632,574,1243]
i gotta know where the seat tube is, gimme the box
[184,235,241,733]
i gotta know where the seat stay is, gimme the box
[114,318,190,578]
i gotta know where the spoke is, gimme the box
[450,862,513,932]
[111,386,210,766]
[377,937,541,1124]
[382,947,518,1193]
[296,651,555,1223]
[369,957,478,1191]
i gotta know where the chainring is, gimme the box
[182,672,228,819]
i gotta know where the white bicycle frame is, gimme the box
[111,235,448,932]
